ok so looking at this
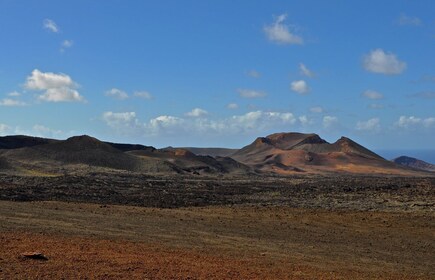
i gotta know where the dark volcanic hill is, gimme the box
[393,156,435,172]
[0,135,251,175]
[0,135,58,149]
[231,132,414,175]
[2,135,143,171]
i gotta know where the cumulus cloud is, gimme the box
[396,14,422,26]
[309,106,323,113]
[356,118,380,131]
[134,91,153,99]
[247,70,261,78]
[43,19,59,33]
[105,88,129,100]
[362,90,384,100]
[395,116,435,128]
[25,69,84,102]
[263,14,303,45]
[227,103,238,109]
[237,88,266,98]
[299,115,312,126]
[323,116,338,129]
[102,110,302,138]
[363,49,406,75]
[291,80,309,94]
[0,98,26,106]
[299,63,314,77]
[185,108,208,117]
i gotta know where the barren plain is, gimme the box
[0,173,434,279]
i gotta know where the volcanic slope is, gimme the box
[0,135,250,175]
[393,156,435,172]
[231,132,418,175]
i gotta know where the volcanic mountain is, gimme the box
[393,156,435,172]
[231,132,414,174]
[0,135,250,175]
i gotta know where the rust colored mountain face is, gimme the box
[393,156,435,172]
[231,132,416,175]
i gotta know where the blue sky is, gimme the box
[0,0,434,149]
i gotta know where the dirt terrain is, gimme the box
[1,200,434,279]
[0,174,434,279]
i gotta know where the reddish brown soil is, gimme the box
[1,201,434,279]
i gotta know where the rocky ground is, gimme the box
[0,173,434,279]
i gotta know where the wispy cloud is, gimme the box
[299,63,314,78]
[356,118,381,132]
[396,13,423,26]
[0,98,26,106]
[246,70,261,78]
[105,88,129,100]
[43,19,59,33]
[362,90,384,100]
[237,89,266,98]
[363,49,406,75]
[309,106,323,113]
[227,103,239,110]
[263,14,303,45]
[134,91,153,99]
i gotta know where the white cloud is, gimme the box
[299,63,314,77]
[237,88,266,98]
[356,118,380,131]
[62,40,73,48]
[263,14,303,45]
[309,106,323,113]
[363,49,406,75]
[396,14,422,26]
[134,91,153,99]
[247,70,261,78]
[291,80,309,94]
[299,115,312,126]
[102,110,300,137]
[227,103,238,109]
[7,91,21,97]
[25,69,84,102]
[102,112,139,132]
[362,90,384,100]
[60,40,73,52]
[105,88,129,100]
[0,98,26,106]
[185,108,208,118]
[323,116,338,128]
[395,116,435,128]
[0,124,10,135]
[43,19,59,33]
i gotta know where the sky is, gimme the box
[0,0,434,150]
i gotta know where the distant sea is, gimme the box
[375,150,435,165]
